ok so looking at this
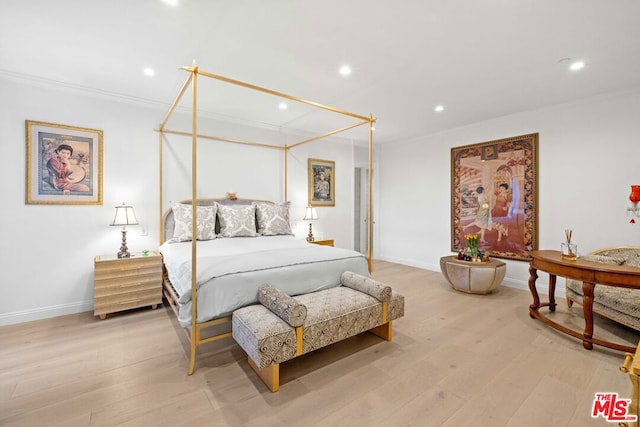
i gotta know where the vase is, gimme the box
[561,242,578,260]
[630,185,640,204]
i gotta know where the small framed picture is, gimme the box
[26,120,103,205]
[308,158,335,207]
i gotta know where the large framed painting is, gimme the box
[26,120,103,205]
[308,158,335,207]
[451,133,538,261]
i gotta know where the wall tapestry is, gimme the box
[451,133,538,261]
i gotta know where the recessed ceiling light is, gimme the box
[143,67,155,77]
[434,105,445,113]
[570,60,586,71]
[339,65,352,76]
[278,102,288,110]
[162,0,179,6]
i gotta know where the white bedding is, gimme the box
[159,235,370,328]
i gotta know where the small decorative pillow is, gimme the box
[341,271,392,302]
[254,202,293,236]
[258,285,307,327]
[171,203,217,242]
[217,203,259,237]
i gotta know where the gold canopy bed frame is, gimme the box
[155,61,375,374]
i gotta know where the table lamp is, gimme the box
[110,203,138,258]
[303,206,318,242]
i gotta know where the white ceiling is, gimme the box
[2,0,640,144]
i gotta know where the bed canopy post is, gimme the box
[159,130,164,243]
[284,145,289,201]
[189,61,199,375]
[157,66,195,243]
[367,115,375,272]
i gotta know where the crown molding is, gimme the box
[0,68,365,146]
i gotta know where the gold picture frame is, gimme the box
[451,133,538,261]
[26,120,103,205]
[308,158,335,206]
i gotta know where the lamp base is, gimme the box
[306,223,315,242]
[117,229,131,258]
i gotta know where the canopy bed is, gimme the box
[156,61,375,374]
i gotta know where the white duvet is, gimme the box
[159,235,369,328]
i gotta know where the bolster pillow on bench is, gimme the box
[258,285,307,327]
[341,271,392,302]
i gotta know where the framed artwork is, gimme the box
[308,158,335,206]
[26,120,103,205]
[451,133,538,261]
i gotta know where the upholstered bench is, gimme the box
[566,247,640,330]
[232,271,405,392]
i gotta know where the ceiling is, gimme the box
[2,0,640,144]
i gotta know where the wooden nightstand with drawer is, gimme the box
[94,252,163,319]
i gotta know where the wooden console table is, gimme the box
[529,250,640,353]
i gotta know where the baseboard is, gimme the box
[0,300,93,327]
[376,255,437,272]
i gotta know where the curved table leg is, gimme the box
[582,281,595,350]
[528,266,539,318]
[549,274,557,312]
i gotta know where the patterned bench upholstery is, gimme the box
[232,271,405,392]
[566,247,640,331]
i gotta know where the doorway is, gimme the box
[354,167,369,254]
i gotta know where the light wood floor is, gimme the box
[2,260,639,426]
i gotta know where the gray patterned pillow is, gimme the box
[217,203,259,237]
[254,202,293,236]
[171,203,217,242]
[341,271,392,302]
[258,285,307,327]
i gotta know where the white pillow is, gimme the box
[170,203,217,242]
[254,202,293,236]
[217,203,259,237]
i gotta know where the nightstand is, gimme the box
[94,251,163,319]
[308,239,334,247]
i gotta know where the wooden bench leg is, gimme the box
[248,357,280,392]
[369,321,393,341]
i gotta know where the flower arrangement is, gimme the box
[456,233,488,262]
[465,234,479,252]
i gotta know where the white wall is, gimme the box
[0,77,163,325]
[0,76,358,325]
[377,88,640,293]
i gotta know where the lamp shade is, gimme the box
[303,206,318,221]
[110,203,138,226]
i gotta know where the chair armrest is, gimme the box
[341,271,391,302]
[258,285,307,327]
